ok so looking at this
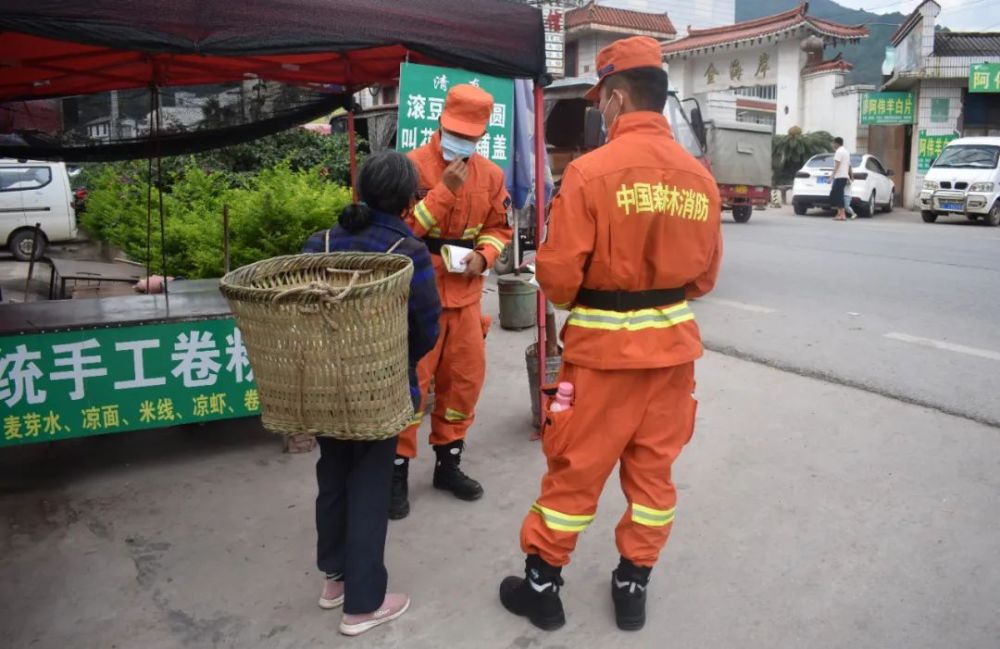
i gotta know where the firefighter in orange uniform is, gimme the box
[390,84,513,519]
[499,37,722,631]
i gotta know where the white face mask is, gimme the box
[441,131,478,161]
[599,90,623,137]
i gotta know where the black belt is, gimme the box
[575,287,686,311]
[422,237,474,255]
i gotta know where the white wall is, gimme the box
[774,39,804,134]
[600,0,736,32]
[903,78,964,208]
[800,72,841,135]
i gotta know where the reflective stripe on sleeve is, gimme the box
[414,201,437,231]
[566,301,694,332]
[530,502,595,533]
[476,235,506,254]
[631,503,676,527]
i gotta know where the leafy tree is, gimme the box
[772,127,833,186]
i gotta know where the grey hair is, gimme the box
[340,149,419,232]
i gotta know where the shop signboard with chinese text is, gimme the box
[918,130,959,172]
[969,63,1000,93]
[0,318,260,448]
[397,63,514,171]
[860,92,914,125]
[694,52,776,94]
[543,5,566,78]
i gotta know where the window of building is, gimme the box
[381,85,398,105]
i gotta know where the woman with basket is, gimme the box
[301,150,441,636]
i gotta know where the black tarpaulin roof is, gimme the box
[0,0,545,101]
[0,0,545,160]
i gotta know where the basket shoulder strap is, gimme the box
[386,237,406,254]
[324,228,331,253]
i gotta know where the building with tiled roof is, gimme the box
[662,2,866,57]
[564,2,677,78]
[566,2,676,37]
[879,0,1000,208]
[663,2,869,140]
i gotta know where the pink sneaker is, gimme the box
[338,593,410,636]
[318,579,345,610]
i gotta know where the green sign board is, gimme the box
[396,62,514,169]
[860,92,915,125]
[918,130,959,172]
[969,63,1000,93]
[0,318,260,448]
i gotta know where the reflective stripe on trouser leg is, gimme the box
[614,363,696,567]
[520,363,640,567]
[428,304,485,447]
[631,503,675,527]
[529,502,595,533]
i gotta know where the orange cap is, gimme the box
[584,36,664,101]
[440,84,494,138]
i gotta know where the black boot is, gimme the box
[432,441,483,501]
[499,554,566,631]
[611,557,652,631]
[388,457,410,520]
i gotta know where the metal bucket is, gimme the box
[525,342,562,424]
[498,275,538,330]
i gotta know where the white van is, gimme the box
[0,159,78,260]
[919,137,1000,226]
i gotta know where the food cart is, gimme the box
[0,0,551,449]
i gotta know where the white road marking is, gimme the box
[884,332,1000,362]
[697,297,776,314]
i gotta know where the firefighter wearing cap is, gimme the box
[500,37,722,631]
[390,84,513,519]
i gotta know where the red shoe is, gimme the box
[339,593,410,636]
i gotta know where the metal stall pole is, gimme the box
[533,83,547,428]
[348,110,359,202]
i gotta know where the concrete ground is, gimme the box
[2,207,1000,648]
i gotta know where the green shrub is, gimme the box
[79,127,364,278]
[82,158,352,278]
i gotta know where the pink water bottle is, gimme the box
[550,382,574,412]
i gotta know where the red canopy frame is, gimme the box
[0,0,553,427]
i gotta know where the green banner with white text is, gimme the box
[396,62,514,171]
[860,92,915,125]
[1,318,260,447]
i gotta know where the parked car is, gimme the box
[0,159,78,260]
[919,137,1000,226]
[792,153,896,217]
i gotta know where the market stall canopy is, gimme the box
[0,0,545,160]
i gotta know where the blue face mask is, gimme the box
[441,131,479,161]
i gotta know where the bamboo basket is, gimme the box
[219,252,414,441]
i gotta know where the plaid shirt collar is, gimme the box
[368,210,415,239]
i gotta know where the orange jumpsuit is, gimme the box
[521,111,723,568]
[400,131,512,458]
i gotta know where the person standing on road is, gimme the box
[831,136,856,221]
[498,37,723,632]
[301,150,441,637]
[393,84,514,519]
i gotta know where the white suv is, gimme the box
[792,153,896,218]
[0,159,78,260]
[919,137,1000,226]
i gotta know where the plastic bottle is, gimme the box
[549,382,574,413]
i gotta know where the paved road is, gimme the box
[696,205,1000,427]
